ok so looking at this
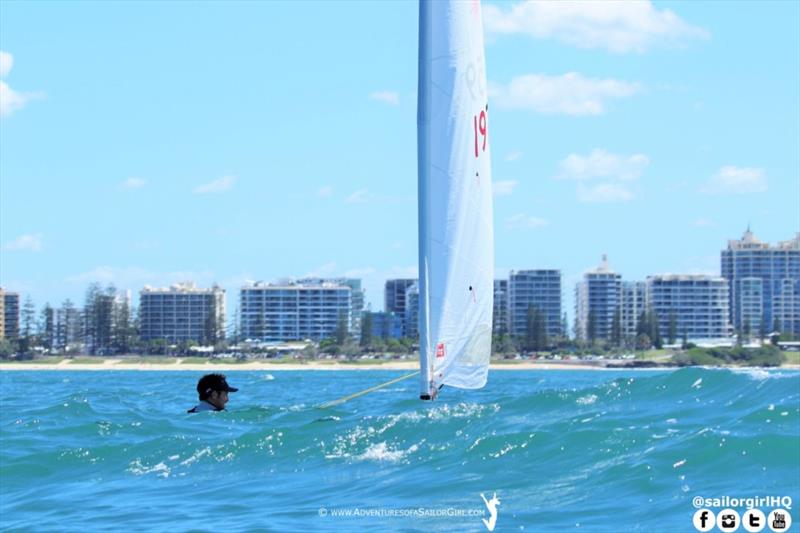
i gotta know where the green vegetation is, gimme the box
[0,356,65,364]
[782,351,800,365]
[338,358,397,366]
[524,305,548,351]
[69,357,105,364]
[634,349,673,361]
[672,346,784,367]
[116,357,179,364]
[180,357,221,364]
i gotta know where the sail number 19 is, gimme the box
[473,108,487,158]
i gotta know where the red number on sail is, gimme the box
[474,110,488,158]
[479,110,487,152]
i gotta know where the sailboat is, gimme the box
[417,0,494,400]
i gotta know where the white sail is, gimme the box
[418,0,494,398]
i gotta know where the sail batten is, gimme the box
[418,0,494,399]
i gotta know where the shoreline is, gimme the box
[0,359,797,371]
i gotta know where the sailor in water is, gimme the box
[188,373,238,413]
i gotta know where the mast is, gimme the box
[417,0,433,400]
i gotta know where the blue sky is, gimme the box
[1,0,798,322]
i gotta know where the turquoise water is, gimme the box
[1,367,798,532]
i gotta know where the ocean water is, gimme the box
[1,367,798,532]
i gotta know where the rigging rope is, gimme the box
[317,370,420,409]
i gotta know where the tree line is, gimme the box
[0,283,223,359]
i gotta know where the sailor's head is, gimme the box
[197,373,238,409]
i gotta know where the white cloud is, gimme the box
[489,72,641,116]
[0,51,43,117]
[193,175,237,194]
[556,149,647,203]
[484,0,709,54]
[369,91,400,105]
[700,166,767,195]
[4,233,43,252]
[0,51,12,78]
[346,189,372,204]
[317,185,333,197]
[493,180,518,196]
[577,183,633,203]
[505,151,523,162]
[557,149,649,181]
[507,214,549,229]
[121,177,146,190]
[0,81,33,117]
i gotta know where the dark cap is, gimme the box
[197,373,239,399]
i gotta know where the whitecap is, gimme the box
[180,447,211,466]
[128,459,171,478]
[673,459,686,468]
[691,378,702,389]
[666,418,678,424]
[261,374,275,381]
[467,436,485,451]
[576,394,597,405]
[355,442,418,463]
[489,443,516,458]
[729,367,771,380]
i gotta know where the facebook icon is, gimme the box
[693,509,716,532]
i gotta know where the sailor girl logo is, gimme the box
[481,492,500,531]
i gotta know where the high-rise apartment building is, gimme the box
[385,279,417,315]
[385,279,418,337]
[621,281,646,339]
[139,283,225,343]
[240,280,352,342]
[404,283,419,339]
[493,279,509,336]
[646,275,731,341]
[369,311,405,339]
[55,305,83,350]
[508,270,562,339]
[575,256,622,341]
[721,229,800,336]
[300,278,364,339]
[1,290,20,340]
